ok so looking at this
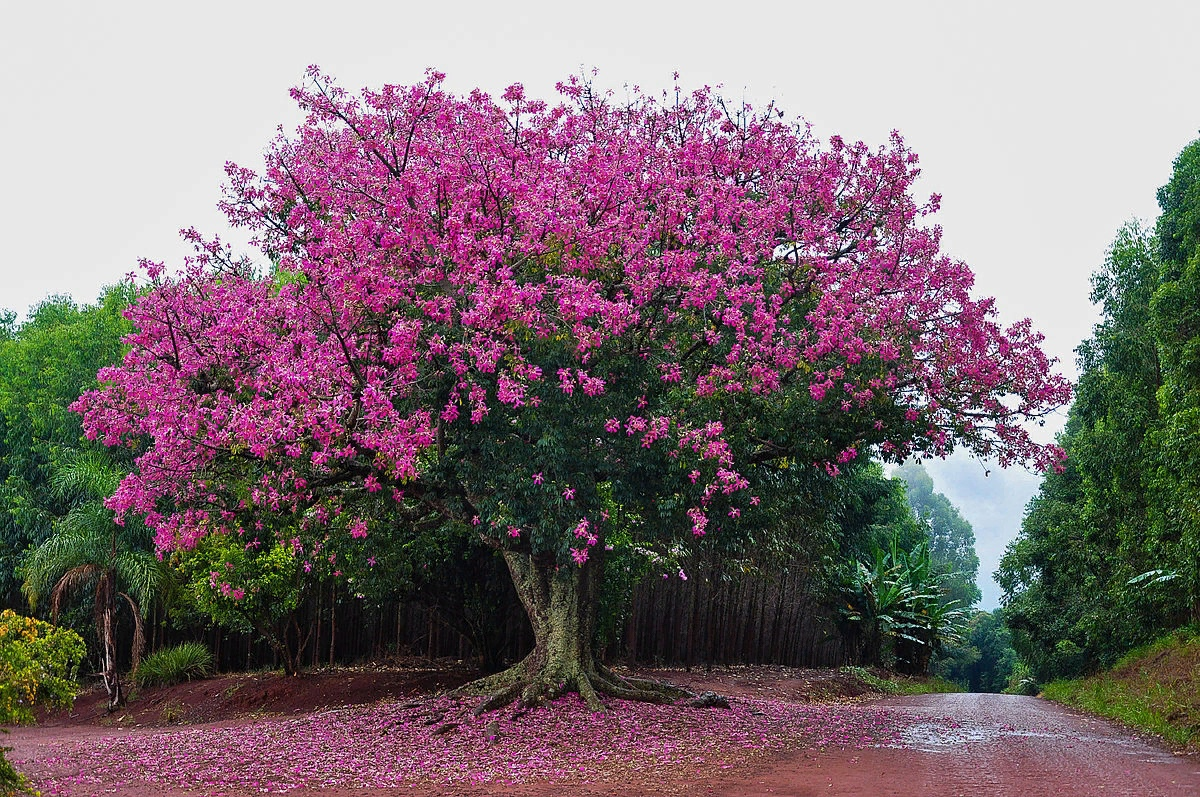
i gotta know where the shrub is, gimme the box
[0,610,86,796]
[135,643,215,688]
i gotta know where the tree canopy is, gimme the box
[76,69,1070,709]
[894,462,981,608]
[0,288,132,607]
[1000,137,1200,681]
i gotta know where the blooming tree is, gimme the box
[76,68,1070,709]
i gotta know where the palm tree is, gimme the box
[21,451,164,710]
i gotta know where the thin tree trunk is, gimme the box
[99,573,121,710]
[328,582,337,667]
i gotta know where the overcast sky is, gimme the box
[3,1,1198,608]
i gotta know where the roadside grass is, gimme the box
[839,666,961,696]
[1040,628,1200,750]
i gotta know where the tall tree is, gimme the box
[999,222,1173,680]
[1150,138,1200,621]
[894,461,981,607]
[76,69,1069,710]
[0,288,132,608]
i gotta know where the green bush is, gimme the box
[0,610,86,796]
[135,643,215,688]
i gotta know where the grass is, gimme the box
[839,666,962,696]
[135,642,216,689]
[1040,628,1200,750]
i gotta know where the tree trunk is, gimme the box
[463,550,691,713]
[99,572,121,711]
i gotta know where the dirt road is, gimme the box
[736,693,1200,797]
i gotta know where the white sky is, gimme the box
[3,1,1198,608]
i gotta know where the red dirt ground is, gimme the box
[30,660,886,733]
[8,662,1200,796]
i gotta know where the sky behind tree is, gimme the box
[3,0,1198,608]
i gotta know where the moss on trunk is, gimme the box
[462,550,691,713]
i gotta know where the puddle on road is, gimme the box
[883,716,1177,764]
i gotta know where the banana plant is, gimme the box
[840,533,967,672]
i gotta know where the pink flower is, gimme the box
[532,471,544,484]
[71,68,1072,621]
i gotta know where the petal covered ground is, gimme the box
[19,690,926,795]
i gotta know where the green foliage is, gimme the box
[0,609,85,724]
[839,532,968,674]
[894,462,981,608]
[1156,138,1200,269]
[1001,140,1200,682]
[134,642,215,688]
[0,740,33,797]
[0,287,133,607]
[1148,141,1200,623]
[934,609,1019,693]
[837,665,961,695]
[20,449,165,708]
[1003,660,1040,696]
[999,219,1184,681]
[0,609,86,796]
[171,532,310,673]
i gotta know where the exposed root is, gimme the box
[472,681,526,716]
[575,675,603,712]
[595,664,694,701]
[461,660,702,715]
[455,657,531,697]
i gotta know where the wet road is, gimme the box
[735,693,1200,797]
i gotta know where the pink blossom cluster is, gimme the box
[73,67,1069,561]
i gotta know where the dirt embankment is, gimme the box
[34,661,890,731]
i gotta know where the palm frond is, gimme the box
[114,552,167,615]
[22,525,112,606]
[48,563,102,621]
[57,502,121,544]
[51,449,122,502]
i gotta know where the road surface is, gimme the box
[731,692,1200,797]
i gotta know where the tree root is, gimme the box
[595,664,694,700]
[459,659,699,715]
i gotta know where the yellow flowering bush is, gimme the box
[0,609,86,725]
[1,609,85,796]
